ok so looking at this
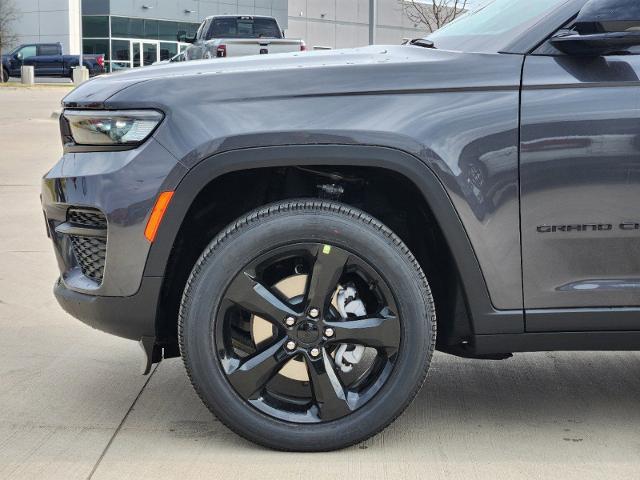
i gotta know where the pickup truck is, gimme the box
[180,15,305,60]
[43,0,640,452]
[1,43,104,82]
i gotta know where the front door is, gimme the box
[9,45,36,75]
[520,51,640,328]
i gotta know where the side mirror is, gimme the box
[551,0,640,56]
[177,30,195,43]
[15,52,23,61]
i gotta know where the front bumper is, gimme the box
[42,136,187,339]
[54,276,162,340]
[41,137,183,297]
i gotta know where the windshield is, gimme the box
[208,17,282,39]
[426,0,570,53]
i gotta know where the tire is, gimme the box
[179,200,436,451]
[1,68,8,83]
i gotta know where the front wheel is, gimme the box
[1,68,8,83]
[179,200,436,451]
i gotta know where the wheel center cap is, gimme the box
[296,321,319,344]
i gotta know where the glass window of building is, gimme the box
[160,42,178,61]
[110,39,130,70]
[83,39,109,60]
[142,43,158,65]
[159,21,181,41]
[111,17,145,38]
[81,15,198,72]
[144,20,159,39]
[83,16,109,37]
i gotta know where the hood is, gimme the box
[63,45,519,108]
[62,46,427,106]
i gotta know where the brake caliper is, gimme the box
[335,285,366,373]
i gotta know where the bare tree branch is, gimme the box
[399,0,468,34]
[0,0,20,81]
[0,0,20,53]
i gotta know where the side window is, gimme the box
[200,19,212,40]
[37,45,59,56]
[18,45,37,59]
[196,20,208,41]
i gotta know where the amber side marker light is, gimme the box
[145,191,175,242]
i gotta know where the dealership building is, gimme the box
[9,0,426,72]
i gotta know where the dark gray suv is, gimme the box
[42,0,640,451]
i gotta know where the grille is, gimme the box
[68,209,107,229]
[66,208,107,283]
[69,235,107,282]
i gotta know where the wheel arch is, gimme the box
[146,144,522,353]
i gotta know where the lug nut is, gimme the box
[284,316,296,327]
[309,347,321,358]
[309,308,320,318]
[324,327,335,338]
[286,341,297,351]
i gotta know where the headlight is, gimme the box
[63,110,163,146]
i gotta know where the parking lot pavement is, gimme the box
[1,86,640,480]
[7,77,74,85]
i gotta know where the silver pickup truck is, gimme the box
[180,15,305,60]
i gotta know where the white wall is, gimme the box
[9,0,81,54]
[286,0,427,49]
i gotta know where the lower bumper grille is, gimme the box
[62,208,108,284]
[68,209,107,229]
[69,235,107,282]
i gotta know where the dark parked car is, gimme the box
[1,43,104,82]
[42,0,640,451]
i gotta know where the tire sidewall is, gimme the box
[181,203,434,450]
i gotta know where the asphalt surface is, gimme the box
[1,85,639,480]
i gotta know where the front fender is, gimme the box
[144,144,523,335]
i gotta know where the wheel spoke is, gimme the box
[226,272,297,324]
[227,338,289,399]
[324,313,400,350]
[306,349,352,421]
[305,246,349,313]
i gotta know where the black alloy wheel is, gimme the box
[216,242,401,423]
[179,200,436,451]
